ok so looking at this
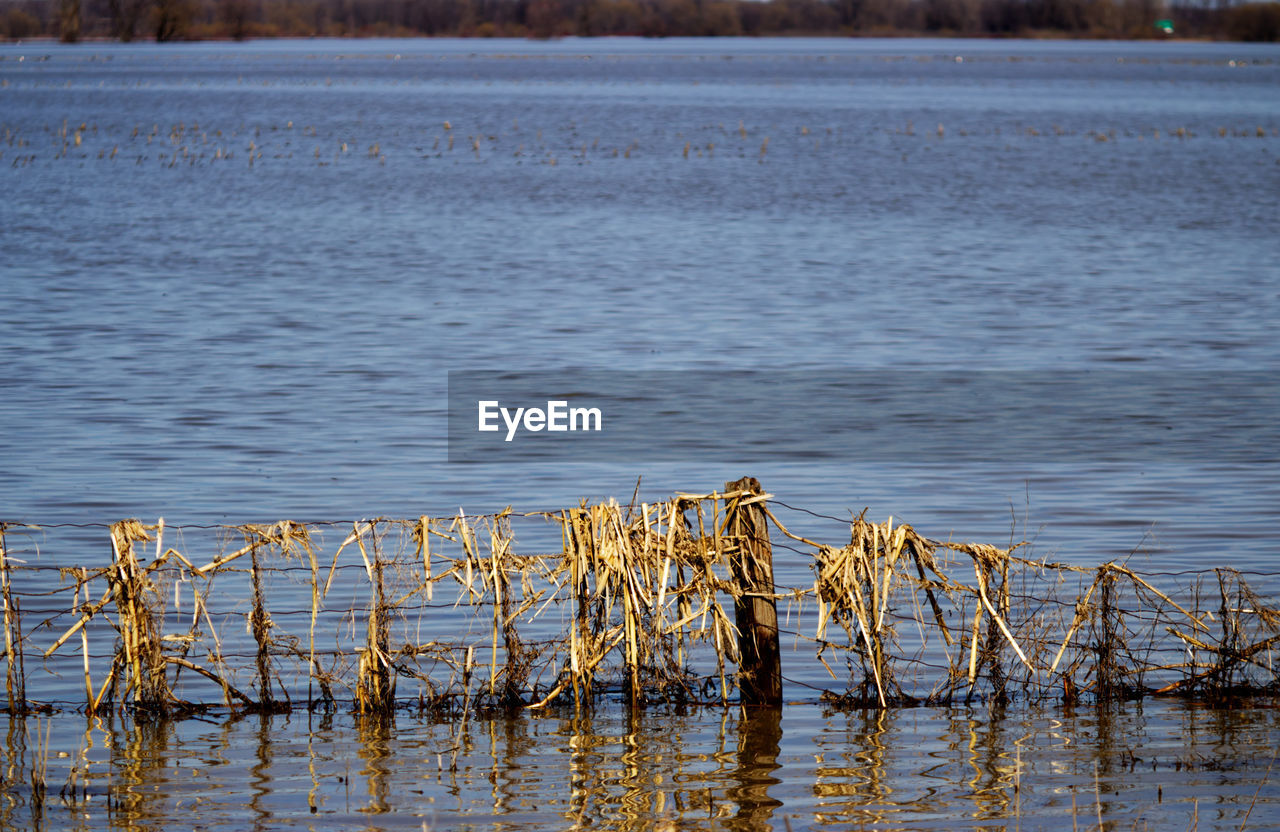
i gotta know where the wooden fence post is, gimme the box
[725,477,782,706]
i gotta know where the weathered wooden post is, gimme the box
[724,477,782,706]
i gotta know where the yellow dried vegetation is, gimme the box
[4,484,1275,718]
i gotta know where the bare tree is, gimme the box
[223,0,251,38]
[107,0,148,40]
[59,0,80,40]
[154,0,192,40]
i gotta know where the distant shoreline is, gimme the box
[3,0,1278,46]
[0,32,1265,44]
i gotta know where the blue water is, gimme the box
[8,700,1280,831]
[1,36,1279,831]
[3,37,1279,567]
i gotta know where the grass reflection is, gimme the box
[0,699,1273,829]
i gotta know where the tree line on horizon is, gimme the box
[3,0,1278,43]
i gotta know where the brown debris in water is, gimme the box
[9,486,1279,718]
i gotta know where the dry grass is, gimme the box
[5,485,1275,717]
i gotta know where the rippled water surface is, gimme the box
[2,36,1279,830]
[5,700,1280,830]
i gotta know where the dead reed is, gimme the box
[4,483,1275,717]
[354,520,394,715]
[1,523,26,714]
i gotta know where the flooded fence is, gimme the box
[2,478,1279,719]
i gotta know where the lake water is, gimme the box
[2,35,1279,830]
[6,700,1280,830]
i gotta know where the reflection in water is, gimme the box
[306,711,326,816]
[961,705,1016,821]
[113,715,176,831]
[616,710,649,823]
[250,713,275,829]
[488,711,540,817]
[0,699,1273,829]
[813,706,896,826]
[356,713,392,815]
[565,710,683,829]
[2,714,30,829]
[727,706,783,831]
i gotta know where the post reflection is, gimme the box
[0,697,1272,830]
[726,705,784,831]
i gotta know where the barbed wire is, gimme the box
[1,495,1277,718]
